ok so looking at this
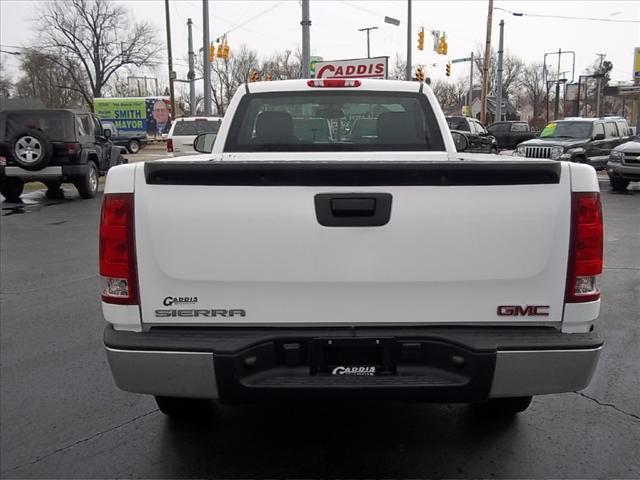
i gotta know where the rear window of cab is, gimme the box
[225,91,445,152]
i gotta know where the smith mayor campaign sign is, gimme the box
[94,97,172,134]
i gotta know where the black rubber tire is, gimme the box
[0,177,25,202]
[8,129,53,171]
[127,139,140,154]
[609,177,630,192]
[74,161,99,199]
[155,396,215,418]
[482,396,533,415]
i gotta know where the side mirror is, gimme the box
[103,128,112,139]
[593,133,605,141]
[451,131,468,152]
[193,133,216,153]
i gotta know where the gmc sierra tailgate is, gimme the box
[134,159,570,327]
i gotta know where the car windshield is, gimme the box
[225,91,444,152]
[539,121,592,139]
[173,120,220,136]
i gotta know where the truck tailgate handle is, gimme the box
[330,198,376,217]
[315,193,392,227]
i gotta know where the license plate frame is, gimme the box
[311,337,396,375]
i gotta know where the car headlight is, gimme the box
[550,146,564,160]
[609,150,624,163]
[514,145,526,157]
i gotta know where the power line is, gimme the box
[221,0,286,38]
[523,12,639,23]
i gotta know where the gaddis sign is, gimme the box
[314,57,388,79]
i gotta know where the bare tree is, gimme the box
[474,47,523,100]
[14,49,83,107]
[0,59,12,98]
[36,0,160,109]
[260,49,301,80]
[518,63,547,128]
[388,53,406,80]
[431,77,468,114]
[198,44,258,115]
[176,83,203,115]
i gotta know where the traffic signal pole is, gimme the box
[405,0,412,81]
[495,19,504,122]
[468,52,474,114]
[480,0,493,124]
[164,0,176,118]
[301,0,311,78]
[202,0,212,115]
[187,18,196,116]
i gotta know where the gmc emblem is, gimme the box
[497,305,550,316]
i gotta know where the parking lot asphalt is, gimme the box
[1,178,639,478]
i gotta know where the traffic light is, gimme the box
[208,44,215,63]
[222,42,230,59]
[445,63,451,77]
[216,43,224,58]
[417,28,424,51]
[249,70,259,82]
[266,73,273,81]
[437,33,448,55]
[415,66,424,82]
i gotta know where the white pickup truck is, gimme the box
[100,78,603,417]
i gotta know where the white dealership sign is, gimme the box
[314,56,388,79]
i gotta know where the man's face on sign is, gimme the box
[153,101,170,123]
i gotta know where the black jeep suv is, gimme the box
[0,109,126,202]
[514,117,631,170]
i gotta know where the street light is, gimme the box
[358,26,378,58]
[494,6,523,16]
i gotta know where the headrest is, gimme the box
[255,111,293,139]
[376,111,418,142]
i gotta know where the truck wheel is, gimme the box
[127,139,140,154]
[155,396,215,418]
[9,129,53,171]
[609,177,629,192]
[74,161,99,199]
[0,177,25,202]
[482,396,533,415]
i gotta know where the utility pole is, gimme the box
[596,53,605,117]
[553,48,562,119]
[468,51,474,115]
[187,18,196,116]
[301,0,311,78]
[480,0,493,124]
[202,0,212,115]
[164,0,176,117]
[405,0,412,80]
[358,26,378,58]
[495,20,504,122]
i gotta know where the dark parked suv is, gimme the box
[514,117,631,170]
[0,109,125,202]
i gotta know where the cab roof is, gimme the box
[244,78,424,94]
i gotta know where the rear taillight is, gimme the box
[565,192,603,303]
[99,193,138,305]
[307,79,362,88]
[65,142,80,156]
[167,138,174,152]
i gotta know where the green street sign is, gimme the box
[451,57,471,64]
